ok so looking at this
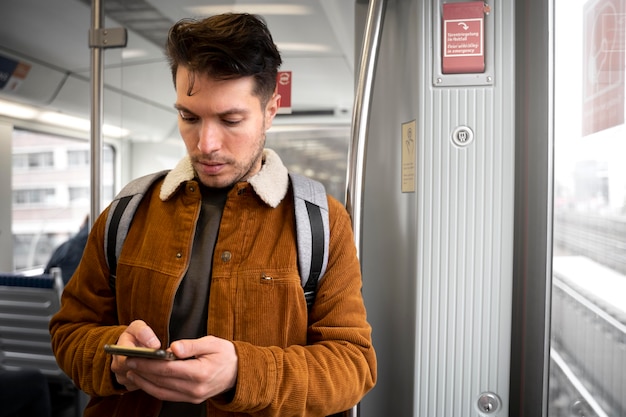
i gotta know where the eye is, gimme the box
[222,118,242,126]
[178,109,198,122]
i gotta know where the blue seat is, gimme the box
[0,268,90,416]
[0,268,64,380]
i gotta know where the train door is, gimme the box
[353,0,624,416]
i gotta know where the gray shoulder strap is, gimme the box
[104,170,168,288]
[289,173,330,303]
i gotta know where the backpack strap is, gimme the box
[289,173,330,310]
[104,170,169,291]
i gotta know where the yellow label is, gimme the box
[401,120,417,193]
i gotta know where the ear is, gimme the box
[264,89,280,130]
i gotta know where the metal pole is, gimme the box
[88,1,126,227]
[89,0,104,228]
[346,0,386,260]
[345,0,386,416]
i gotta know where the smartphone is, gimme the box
[104,344,177,360]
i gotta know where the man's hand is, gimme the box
[110,320,238,403]
[109,320,162,391]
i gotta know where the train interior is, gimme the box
[1,0,625,416]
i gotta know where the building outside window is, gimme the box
[11,129,115,271]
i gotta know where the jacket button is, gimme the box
[176,252,182,259]
[221,251,232,262]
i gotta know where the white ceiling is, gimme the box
[0,0,356,142]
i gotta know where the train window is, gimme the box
[13,151,55,169]
[67,149,90,167]
[266,125,350,203]
[11,129,115,272]
[13,188,56,205]
[551,1,626,416]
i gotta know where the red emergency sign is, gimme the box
[276,71,292,114]
[442,2,487,74]
[582,0,625,135]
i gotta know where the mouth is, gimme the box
[195,159,226,175]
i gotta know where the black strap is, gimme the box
[106,195,133,292]
[303,200,324,310]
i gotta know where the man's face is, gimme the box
[174,67,279,189]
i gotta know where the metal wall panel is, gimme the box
[416,1,515,415]
[358,0,515,415]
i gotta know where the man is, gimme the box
[49,13,376,417]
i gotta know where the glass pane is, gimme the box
[11,129,115,272]
[266,126,350,204]
[552,1,626,416]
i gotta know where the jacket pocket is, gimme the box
[210,269,308,347]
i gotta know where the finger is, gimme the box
[169,335,221,359]
[115,373,140,391]
[110,355,140,391]
[127,355,218,397]
[126,366,205,403]
[124,320,161,348]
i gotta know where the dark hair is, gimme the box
[166,13,282,106]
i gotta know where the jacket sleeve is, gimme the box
[213,197,377,416]
[49,207,129,397]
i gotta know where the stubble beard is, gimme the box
[193,137,266,190]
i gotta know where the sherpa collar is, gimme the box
[159,148,289,208]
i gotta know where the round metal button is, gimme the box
[451,125,474,147]
[475,392,501,415]
[221,251,232,262]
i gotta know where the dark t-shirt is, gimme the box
[159,185,229,417]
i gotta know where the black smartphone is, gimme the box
[104,344,177,360]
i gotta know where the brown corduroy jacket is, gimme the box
[49,149,376,417]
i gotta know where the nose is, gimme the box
[197,121,221,154]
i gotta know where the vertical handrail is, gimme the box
[88,1,126,228]
[345,1,386,416]
[89,0,104,228]
[346,0,386,260]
